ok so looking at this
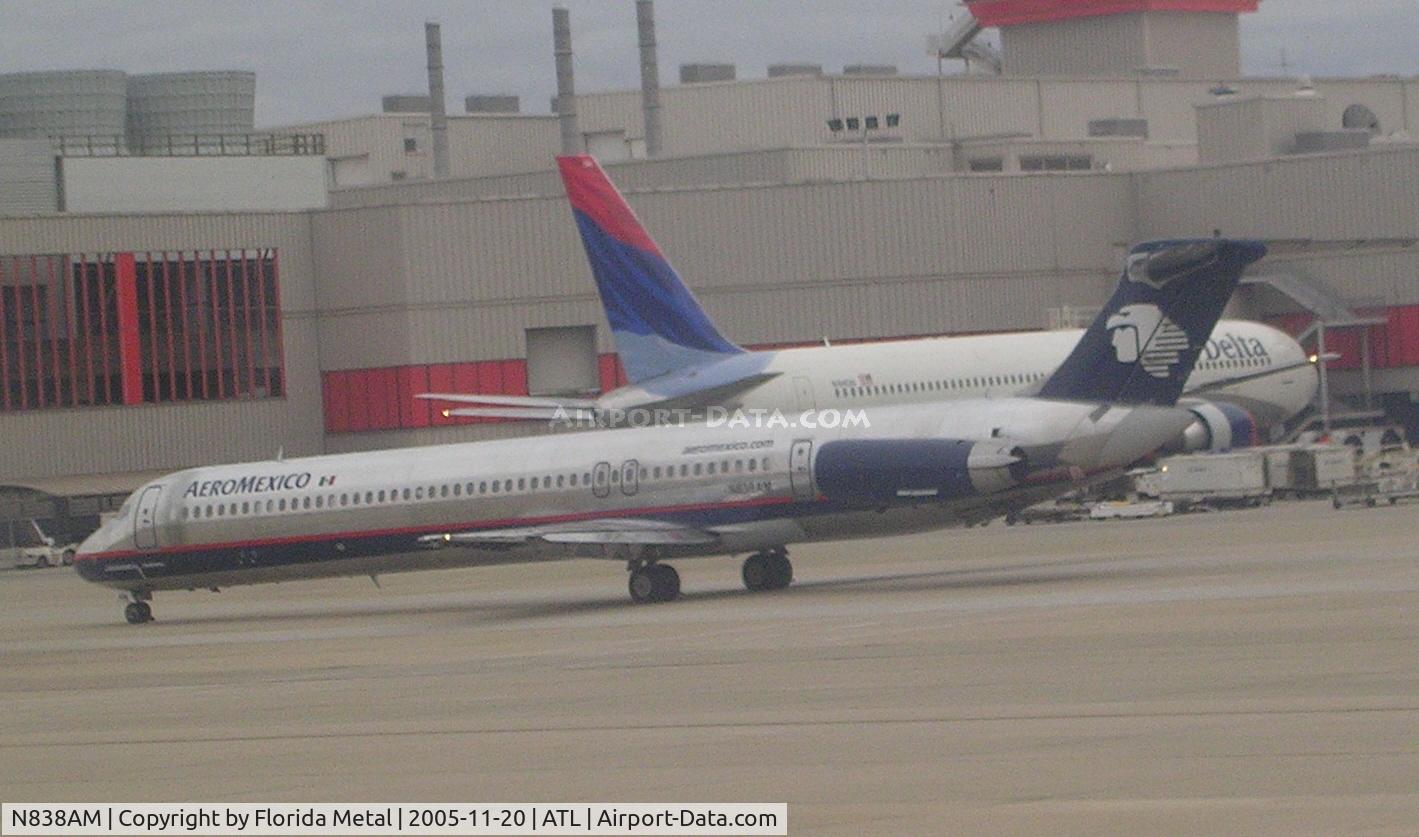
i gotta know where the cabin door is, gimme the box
[133,485,163,550]
[789,439,815,501]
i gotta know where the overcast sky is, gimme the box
[1,1,1415,127]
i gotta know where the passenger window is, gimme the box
[491,481,500,493]
[569,474,578,487]
[748,459,757,472]
[517,478,525,491]
[505,479,513,492]
[414,487,423,500]
[680,464,688,477]
[693,463,702,476]
[441,485,449,497]
[762,457,770,470]
[377,490,385,502]
[611,470,620,484]
[531,477,539,490]
[315,496,323,509]
[735,460,744,472]
[479,481,487,493]
[557,475,565,487]
[303,497,311,509]
[707,462,715,474]
[242,501,250,514]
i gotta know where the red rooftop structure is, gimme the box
[965,0,1260,77]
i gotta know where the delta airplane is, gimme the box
[424,157,1316,453]
[76,238,1266,623]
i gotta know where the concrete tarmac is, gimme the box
[2,500,1418,835]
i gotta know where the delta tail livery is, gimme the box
[425,157,1315,452]
[77,238,1265,622]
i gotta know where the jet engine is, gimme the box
[1173,400,1260,452]
[815,438,1027,504]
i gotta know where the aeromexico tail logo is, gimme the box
[1106,304,1190,379]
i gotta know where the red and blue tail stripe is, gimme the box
[558,155,742,383]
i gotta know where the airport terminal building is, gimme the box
[2,0,1418,531]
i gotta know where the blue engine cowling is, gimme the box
[1176,400,1259,451]
[815,438,1027,505]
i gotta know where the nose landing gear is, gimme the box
[121,591,154,624]
[742,548,792,592]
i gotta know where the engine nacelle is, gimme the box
[1174,400,1260,452]
[815,438,1026,504]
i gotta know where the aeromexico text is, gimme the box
[184,473,335,499]
[1206,332,1269,360]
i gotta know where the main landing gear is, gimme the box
[742,548,792,592]
[628,562,681,604]
[122,591,154,624]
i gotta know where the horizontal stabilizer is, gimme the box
[443,406,599,422]
[417,392,599,409]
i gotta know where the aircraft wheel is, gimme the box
[651,564,680,601]
[742,553,771,591]
[124,602,153,624]
[629,565,680,603]
[765,551,793,590]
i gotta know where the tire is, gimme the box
[742,554,770,591]
[766,552,793,590]
[651,564,680,601]
[61,550,75,567]
[34,555,50,569]
[628,569,657,604]
[124,602,147,624]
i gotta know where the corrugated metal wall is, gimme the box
[0,139,57,214]
[1134,145,1419,241]
[0,211,322,479]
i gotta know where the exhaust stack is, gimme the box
[552,6,583,155]
[636,0,663,157]
[424,21,450,178]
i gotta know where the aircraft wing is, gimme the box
[418,518,719,550]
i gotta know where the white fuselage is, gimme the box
[604,320,1316,428]
[76,398,1192,593]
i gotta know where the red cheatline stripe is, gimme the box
[76,494,800,562]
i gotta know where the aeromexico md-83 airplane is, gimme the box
[424,156,1316,453]
[77,237,1266,623]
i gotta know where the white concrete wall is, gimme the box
[61,156,330,213]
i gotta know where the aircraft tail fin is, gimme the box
[558,155,742,384]
[1039,239,1267,406]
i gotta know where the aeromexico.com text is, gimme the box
[551,406,871,429]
